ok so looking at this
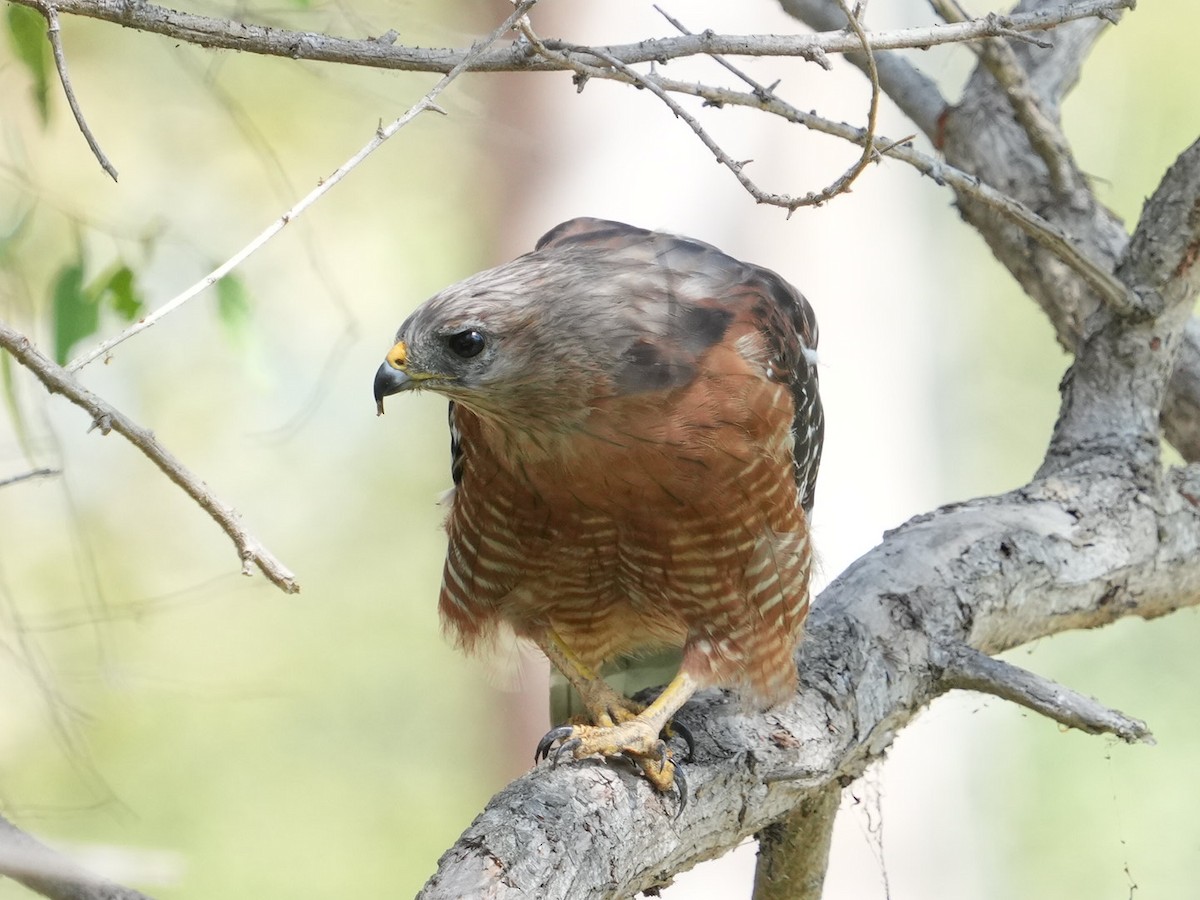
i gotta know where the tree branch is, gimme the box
[0,812,155,900]
[418,61,1200,900]
[934,644,1151,742]
[0,467,59,489]
[3,0,1133,74]
[751,784,840,900]
[0,321,299,594]
[929,0,1081,194]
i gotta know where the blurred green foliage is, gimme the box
[51,254,145,364]
[6,5,50,124]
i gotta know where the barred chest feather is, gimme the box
[436,343,813,708]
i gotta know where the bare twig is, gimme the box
[64,0,539,372]
[518,8,877,214]
[0,321,300,594]
[4,0,1135,74]
[649,2,880,212]
[0,811,156,900]
[610,73,1135,311]
[934,644,1153,743]
[930,0,1079,193]
[0,467,60,488]
[31,1,118,181]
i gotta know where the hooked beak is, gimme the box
[374,341,414,415]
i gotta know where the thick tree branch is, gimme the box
[418,462,1200,899]
[3,0,1132,74]
[0,321,299,593]
[751,784,840,900]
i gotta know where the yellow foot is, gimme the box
[535,718,692,804]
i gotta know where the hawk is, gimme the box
[374,218,823,794]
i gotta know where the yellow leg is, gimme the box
[537,664,700,794]
[536,630,643,727]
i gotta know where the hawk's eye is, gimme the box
[447,329,485,359]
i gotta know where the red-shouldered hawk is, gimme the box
[374,218,823,796]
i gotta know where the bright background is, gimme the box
[0,1,1197,897]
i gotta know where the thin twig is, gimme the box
[934,644,1153,743]
[0,810,156,900]
[33,1,118,181]
[615,73,1135,312]
[0,467,60,488]
[651,2,879,212]
[64,0,539,373]
[930,0,1079,194]
[3,0,1135,74]
[0,320,300,594]
[519,7,878,214]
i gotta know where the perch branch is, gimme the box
[418,462,1200,899]
[0,812,155,900]
[4,0,1135,74]
[30,1,118,181]
[63,0,539,372]
[0,321,299,594]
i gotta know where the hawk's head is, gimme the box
[374,218,816,443]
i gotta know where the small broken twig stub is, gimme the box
[934,643,1153,744]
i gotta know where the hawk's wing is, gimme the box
[532,219,825,724]
[536,217,824,514]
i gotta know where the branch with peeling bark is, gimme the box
[785,0,1200,463]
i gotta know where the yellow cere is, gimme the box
[387,341,408,370]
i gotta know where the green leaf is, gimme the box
[52,260,97,365]
[216,274,252,345]
[87,264,143,322]
[6,6,50,124]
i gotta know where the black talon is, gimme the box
[552,737,582,767]
[653,739,669,773]
[668,721,695,763]
[672,763,688,816]
[535,726,575,763]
